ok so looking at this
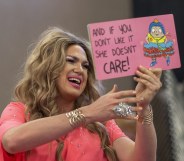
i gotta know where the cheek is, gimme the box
[56,76,66,89]
[84,72,88,84]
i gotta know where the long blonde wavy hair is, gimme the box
[14,27,118,161]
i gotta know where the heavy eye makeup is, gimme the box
[66,56,76,64]
[66,56,89,70]
[82,62,90,70]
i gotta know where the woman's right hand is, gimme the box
[81,85,143,124]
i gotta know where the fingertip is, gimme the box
[133,77,138,81]
[113,84,118,91]
[110,84,118,93]
[114,84,118,89]
[133,90,136,94]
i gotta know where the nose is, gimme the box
[73,63,84,73]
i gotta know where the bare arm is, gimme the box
[134,116,157,161]
[2,88,140,154]
[3,66,160,158]
[113,115,156,161]
[2,114,73,154]
[113,66,162,161]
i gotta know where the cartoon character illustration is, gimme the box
[143,19,174,67]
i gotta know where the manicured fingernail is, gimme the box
[114,84,118,89]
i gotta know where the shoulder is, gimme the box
[105,120,126,144]
[1,102,26,121]
[2,102,25,112]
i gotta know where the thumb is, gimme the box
[108,84,118,94]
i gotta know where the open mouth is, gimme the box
[68,77,82,89]
[68,77,81,84]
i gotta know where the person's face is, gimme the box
[150,26,164,38]
[56,44,89,101]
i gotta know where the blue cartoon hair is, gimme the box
[149,19,166,34]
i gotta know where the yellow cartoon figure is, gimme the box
[144,19,174,67]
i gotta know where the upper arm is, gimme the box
[113,136,135,161]
[0,102,25,135]
[0,102,25,156]
[105,120,135,161]
[105,120,126,143]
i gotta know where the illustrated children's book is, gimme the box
[87,14,181,80]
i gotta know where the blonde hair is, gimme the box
[14,27,117,161]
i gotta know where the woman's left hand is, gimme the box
[134,65,162,109]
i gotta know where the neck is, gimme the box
[56,97,76,113]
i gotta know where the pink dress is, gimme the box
[0,102,126,161]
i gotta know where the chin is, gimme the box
[66,89,84,100]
